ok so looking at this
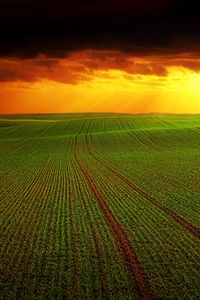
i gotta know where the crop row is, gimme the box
[74,126,200,299]
[1,114,200,299]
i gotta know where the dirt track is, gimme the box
[75,154,153,300]
[93,155,200,240]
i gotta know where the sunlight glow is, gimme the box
[1,56,200,114]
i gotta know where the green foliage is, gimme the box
[0,113,200,299]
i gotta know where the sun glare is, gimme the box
[1,60,200,114]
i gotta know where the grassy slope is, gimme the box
[0,113,200,299]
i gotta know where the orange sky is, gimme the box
[1,50,200,114]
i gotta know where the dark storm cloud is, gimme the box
[0,52,168,84]
[0,0,200,58]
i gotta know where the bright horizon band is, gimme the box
[1,51,200,114]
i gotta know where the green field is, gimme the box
[0,113,200,299]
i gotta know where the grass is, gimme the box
[0,113,200,299]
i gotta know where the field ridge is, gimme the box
[75,142,153,300]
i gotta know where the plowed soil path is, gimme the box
[93,154,200,240]
[75,153,153,300]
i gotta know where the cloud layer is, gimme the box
[1,51,200,84]
[0,0,200,58]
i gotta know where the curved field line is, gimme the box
[67,165,82,300]
[0,140,29,157]
[71,162,109,298]
[90,153,200,240]
[90,227,109,298]
[71,161,112,298]
[74,151,153,300]
[122,116,164,150]
[0,122,55,157]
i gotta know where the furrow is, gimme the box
[75,151,153,300]
[92,154,200,240]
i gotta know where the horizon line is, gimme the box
[1,112,200,117]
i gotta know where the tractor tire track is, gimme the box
[74,152,153,300]
[91,154,200,240]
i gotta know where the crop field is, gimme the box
[0,113,200,299]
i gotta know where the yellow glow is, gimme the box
[1,65,200,114]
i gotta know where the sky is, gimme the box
[1,0,200,114]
